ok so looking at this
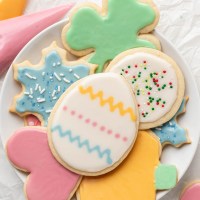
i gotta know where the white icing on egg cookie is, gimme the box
[48,73,139,176]
[106,48,185,130]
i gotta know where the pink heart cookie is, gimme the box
[6,127,81,200]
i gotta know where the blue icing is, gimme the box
[152,98,188,146]
[16,51,90,126]
[52,125,113,165]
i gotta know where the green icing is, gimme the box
[66,0,156,72]
[155,164,177,190]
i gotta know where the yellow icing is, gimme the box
[78,131,160,200]
[79,86,137,122]
[0,0,26,20]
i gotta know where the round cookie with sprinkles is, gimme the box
[48,73,139,176]
[10,42,96,126]
[106,48,185,130]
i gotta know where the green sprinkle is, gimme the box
[128,66,131,68]
[152,108,155,111]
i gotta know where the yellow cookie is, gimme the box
[77,131,177,200]
[0,0,26,20]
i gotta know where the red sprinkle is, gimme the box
[143,61,147,64]
[138,104,140,107]
[163,70,167,74]
[156,102,159,105]
[169,82,172,85]
[147,102,150,105]
[148,92,150,95]
[125,70,128,74]
[157,84,159,87]
[135,65,138,68]
[162,105,165,108]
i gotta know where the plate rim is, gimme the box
[0,19,200,200]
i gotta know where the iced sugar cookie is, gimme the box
[62,0,160,72]
[0,5,74,75]
[107,48,185,129]
[180,182,200,200]
[0,0,26,20]
[10,42,95,126]
[48,73,139,176]
[25,115,41,126]
[6,127,81,200]
[152,97,190,147]
[77,131,177,200]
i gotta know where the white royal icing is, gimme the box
[108,53,178,123]
[50,73,138,173]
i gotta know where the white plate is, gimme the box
[0,19,200,200]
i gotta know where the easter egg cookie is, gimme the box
[6,127,81,200]
[62,0,160,72]
[77,131,177,200]
[10,42,96,126]
[107,48,185,129]
[180,181,200,200]
[48,73,139,176]
[152,97,190,147]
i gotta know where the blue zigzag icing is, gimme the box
[52,125,113,165]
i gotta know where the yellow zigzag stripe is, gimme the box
[79,86,136,122]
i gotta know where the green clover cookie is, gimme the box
[62,0,160,73]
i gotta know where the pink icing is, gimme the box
[180,183,200,200]
[26,115,41,126]
[0,4,74,75]
[7,127,80,200]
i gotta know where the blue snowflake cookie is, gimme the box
[152,97,190,147]
[11,42,95,126]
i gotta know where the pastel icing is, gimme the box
[107,50,184,128]
[0,0,26,20]
[77,131,177,200]
[12,43,92,126]
[6,127,81,200]
[49,73,138,175]
[65,0,158,72]
[155,164,177,190]
[25,115,41,126]
[152,97,189,146]
[0,4,74,75]
[180,182,200,200]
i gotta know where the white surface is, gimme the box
[0,0,200,200]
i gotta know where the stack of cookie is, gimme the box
[6,0,190,200]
